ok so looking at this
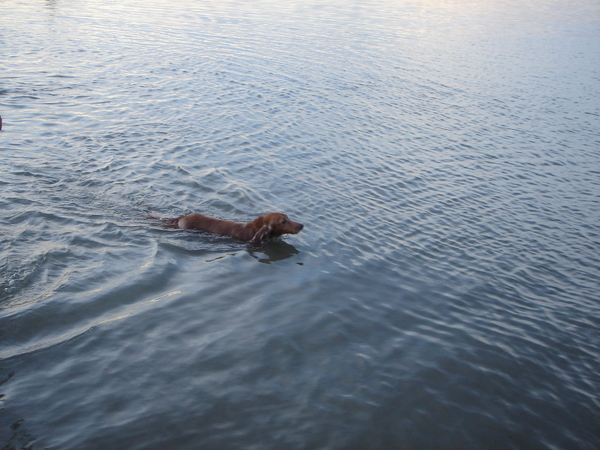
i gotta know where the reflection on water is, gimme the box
[248,240,301,264]
[1,0,599,448]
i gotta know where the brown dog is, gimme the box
[162,212,303,242]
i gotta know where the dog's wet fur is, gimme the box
[160,212,303,242]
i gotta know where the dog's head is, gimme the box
[251,213,303,242]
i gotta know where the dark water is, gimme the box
[1,0,599,448]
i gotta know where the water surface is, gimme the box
[1,0,599,448]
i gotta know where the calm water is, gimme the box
[1,0,599,448]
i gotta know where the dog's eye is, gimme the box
[281,219,287,224]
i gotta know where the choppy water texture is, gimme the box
[1,0,600,448]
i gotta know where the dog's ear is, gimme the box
[251,224,272,242]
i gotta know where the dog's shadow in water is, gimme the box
[247,240,301,264]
